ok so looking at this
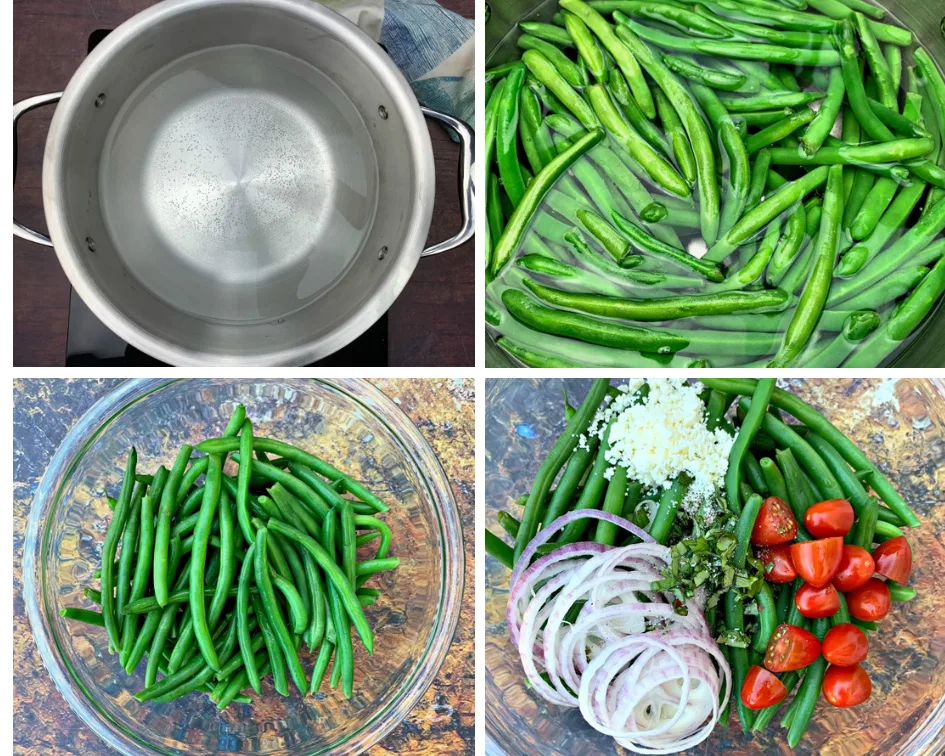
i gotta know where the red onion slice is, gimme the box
[507,524,731,754]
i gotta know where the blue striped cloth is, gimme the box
[379,0,475,124]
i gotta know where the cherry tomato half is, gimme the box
[790,537,844,588]
[751,496,798,546]
[822,623,869,667]
[846,578,891,621]
[756,544,797,583]
[804,499,855,538]
[833,545,875,593]
[872,536,913,584]
[795,582,840,619]
[741,665,788,710]
[823,663,872,708]
[764,623,822,672]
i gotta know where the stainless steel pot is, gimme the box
[484,0,945,368]
[14,0,474,366]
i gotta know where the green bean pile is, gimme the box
[484,0,945,367]
[60,404,399,709]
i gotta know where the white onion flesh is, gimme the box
[508,511,731,755]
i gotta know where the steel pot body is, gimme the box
[484,0,945,368]
[15,0,473,365]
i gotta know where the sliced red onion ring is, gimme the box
[507,519,731,755]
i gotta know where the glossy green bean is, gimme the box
[103,448,137,653]
[562,0,655,117]
[190,454,223,671]
[613,23,720,243]
[769,165,844,366]
[254,528,307,693]
[153,445,192,608]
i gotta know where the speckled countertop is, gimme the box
[13,378,474,756]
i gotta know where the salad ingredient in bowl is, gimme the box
[486,378,921,751]
[59,404,399,708]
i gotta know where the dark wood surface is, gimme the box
[13,0,474,367]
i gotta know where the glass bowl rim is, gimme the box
[23,377,466,756]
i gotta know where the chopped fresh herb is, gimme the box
[651,504,767,615]
[716,628,751,649]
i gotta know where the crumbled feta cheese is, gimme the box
[590,379,734,511]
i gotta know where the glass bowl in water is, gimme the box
[486,378,945,756]
[24,378,464,756]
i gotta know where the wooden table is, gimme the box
[13,0,474,366]
[13,377,475,756]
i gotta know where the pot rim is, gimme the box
[41,0,435,366]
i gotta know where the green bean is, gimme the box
[564,12,607,81]
[233,541,261,694]
[102,448,137,653]
[523,276,788,321]
[652,88,697,184]
[649,476,689,544]
[613,23,720,243]
[662,53,746,90]
[769,165,844,366]
[512,379,610,561]
[753,582,779,654]
[485,530,514,569]
[493,129,606,277]
[254,528,307,693]
[745,109,815,155]
[502,288,689,353]
[556,415,620,544]
[829,208,945,306]
[889,583,917,602]
[744,150,772,213]
[518,34,586,89]
[519,21,573,47]
[595,467,630,545]
[562,0,655,117]
[725,381,774,516]
[61,607,106,627]
[153,445,192,608]
[700,8,833,48]
[735,493,764,566]
[222,404,247,437]
[725,590,755,730]
[116,483,143,628]
[617,15,840,65]
[610,211,724,280]
[590,1,732,38]
[587,85,690,197]
[854,11,896,110]
[266,519,374,652]
[609,71,672,156]
[705,166,828,262]
[249,593,287,696]
[846,255,945,366]
[190,454,223,671]
[786,618,830,748]
[707,379,920,526]
[145,541,194,687]
[689,82,750,234]
[119,491,154,669]
[759,458,789,502]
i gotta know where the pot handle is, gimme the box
[420,106,475,257]
[13,91,63,247]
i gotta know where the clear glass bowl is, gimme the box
[24,378,464,756]
[485,378,945,756]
